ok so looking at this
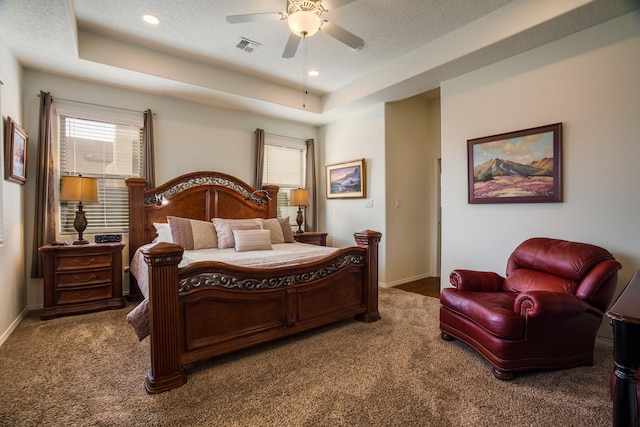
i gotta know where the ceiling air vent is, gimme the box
[236,37,261,53]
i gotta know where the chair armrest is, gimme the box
[514,291,585,318]
[449,270,504,292]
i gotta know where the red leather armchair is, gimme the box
[440,237,622,380]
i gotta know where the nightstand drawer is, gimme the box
[56,253,113,270]
[39,242,125,319]
[55,268,112,288]
[56,284,113,305]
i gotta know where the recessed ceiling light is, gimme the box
[308,70,319,77]
[142,14,160,25]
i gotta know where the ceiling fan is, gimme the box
[225,0,365,58]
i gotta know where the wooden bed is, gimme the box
[126,171,382,394]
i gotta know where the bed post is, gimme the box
[140,242,187,394]
[126,177,148,301]
[262,185,279,218]
[354,230,382,323]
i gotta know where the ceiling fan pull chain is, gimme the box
[303,33,308,108]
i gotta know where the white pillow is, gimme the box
[212,218,261,249]
[153,223,173,243]
[232,229,273,252]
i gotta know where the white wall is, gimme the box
[319,105,387,279]
[440,11,640,338]
[21,70,319,309]
[0,36,26,345]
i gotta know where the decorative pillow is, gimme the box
[153,223,173,243]
[258,218,285,244]
[212,218,261,249]
[277,217,296,243]
[233,229,273,252]
[167,216,218,250]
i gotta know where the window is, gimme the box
[58,109,143,234]
[262,134,306,223]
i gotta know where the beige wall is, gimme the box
[0,37,25,345]
[384,95,441,285]
[20,71,319,309]
[319,105,387,278]
[440,11,640,339]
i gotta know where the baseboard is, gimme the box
[0,307,29,348]
[380,273,435,288]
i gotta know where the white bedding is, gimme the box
[130,242,339,299]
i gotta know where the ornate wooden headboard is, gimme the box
[126,171,279,260]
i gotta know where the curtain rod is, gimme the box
[36,93,155,116]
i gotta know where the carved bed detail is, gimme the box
[126,171,382,394]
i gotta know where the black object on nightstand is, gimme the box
[39,242,125,319]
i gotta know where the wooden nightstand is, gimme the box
[39,242,125,320]
[293,232,328,246]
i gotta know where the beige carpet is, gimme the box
[0,288,614,426]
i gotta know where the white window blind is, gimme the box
[58,112,143,234]
[262,134,306,222]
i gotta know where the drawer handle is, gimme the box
[74,274,97,282]
[75,290,96,299]
[74,257,96,266]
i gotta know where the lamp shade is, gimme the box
[288,11,321,37]
[290,188,310,206]
[59,176,99,203]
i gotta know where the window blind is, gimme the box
[59,114,143,234]
[262,135,306,222]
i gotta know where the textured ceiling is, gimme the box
[0,0,638,125]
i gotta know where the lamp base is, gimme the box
[73,239,90,245]
[296,206,304,233]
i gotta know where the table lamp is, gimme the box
[60,175,99,245]
[290,188,310,233]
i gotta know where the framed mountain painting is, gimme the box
[326,158,366,199]
[468,123,562,204]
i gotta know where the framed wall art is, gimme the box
[4,116,28,184]
[326,158,366,199]
[468,123,562,204]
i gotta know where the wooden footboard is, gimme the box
[140,231,381,394]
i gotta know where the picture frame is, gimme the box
[4,116,28,184]
[468,123,562,204]
[326,158,366,199]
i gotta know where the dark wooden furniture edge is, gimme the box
[607,270,640,427]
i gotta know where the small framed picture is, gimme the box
[4,116,28,184]
[326,158,366,199]
[467,123,562,204]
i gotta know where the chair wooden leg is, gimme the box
[492,367,514,381]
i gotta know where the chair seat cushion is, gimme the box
[440,289,524,340]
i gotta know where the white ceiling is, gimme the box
[0,0,638,125]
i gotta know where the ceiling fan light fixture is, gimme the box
[288,10,321,37]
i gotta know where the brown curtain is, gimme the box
[30,91,55,278]
[305,138,317,231]
[254,128,265,189]
[143,109,155,188]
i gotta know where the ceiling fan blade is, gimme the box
[321,21,364,50]
[225,12,283,24]
[325,0,357,10]
[282,33,301,58]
